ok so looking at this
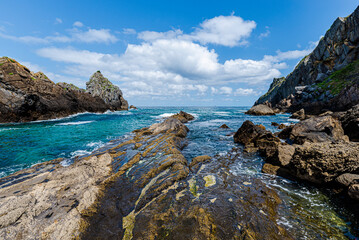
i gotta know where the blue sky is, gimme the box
[0,1,358,106]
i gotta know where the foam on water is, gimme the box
[57,121,94,126]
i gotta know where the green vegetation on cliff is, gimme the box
[315,59,359,95]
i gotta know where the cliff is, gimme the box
[0,57,128,123]
[255,6,359,113]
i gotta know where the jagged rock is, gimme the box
[288,116,347,144]
[245,104,275,116]
[0,57,120,123]
[129,105,137,109]
[171,111,195,123]
[189,155,212,172]
[255,6,359,113]
[86,71,128,110]
[219,124,230,129]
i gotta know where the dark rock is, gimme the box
[349,184,359,200]
[189,155,212,172]
[0,57,126,123]
[271,122,279,127]
[278,123,286,129]
[233,120,268,146]
[219,124,230,129]
[129,105,137,109]
[339,104,359,141]
[245,104,275,116]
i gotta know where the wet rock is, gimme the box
[278,124,286,129]
[245,104,275,116]
[171,111,195,123]
[336,173,359,187]
[219,124,230,129]
[271,122,279,127]
[129,105,137,109]
[189,155,212,172]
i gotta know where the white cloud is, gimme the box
[70,28,118,43]
[137,15,256,47]
[73,21,84,27]
[55,18,63,24]
[190,15,256,47]
[219,87,233,95]
[234,88,257,96]
[259,26,270,39]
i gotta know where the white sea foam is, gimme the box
[57,121,94,126]
[288,118,300,122]
[70,149,92,158]
[60,159,72,167]
[153,113,176,119]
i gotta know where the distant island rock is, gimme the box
[0,57,128,123]
[86,71,128,110]
[254,6,359,114]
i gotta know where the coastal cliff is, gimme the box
[0,57,128,123]
[255,6,359,113]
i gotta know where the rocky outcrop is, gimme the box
[245,104,275,116]
[255,6,359,113]
[234,117,359,201]
[129,105,137,109]
[0,112,294,239]
[86,71,128,110]
[0,57,129,123]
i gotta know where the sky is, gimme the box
[0,1,358,106]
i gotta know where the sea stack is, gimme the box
[86,71,128,110]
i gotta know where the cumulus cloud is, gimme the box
[31,14,315,100]
[259,26,270,39]
[137,15,256,47]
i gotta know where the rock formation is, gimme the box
[0,112,296,239]
[245,104,276,116]
[233,117,359,202]
[0,58,128,123]
[255,6,359,114]
[86,71,128,110]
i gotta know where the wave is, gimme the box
[56,121,94,126]
[214,111,230,116]
[152,113,176,119]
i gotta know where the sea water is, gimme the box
[0,106,357,238]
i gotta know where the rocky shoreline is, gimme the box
[0,112,297,239]
[236,108,359,217]
[0,57,128,123]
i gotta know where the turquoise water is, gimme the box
[0,107,358,238]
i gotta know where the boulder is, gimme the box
[233,121,268,146]
[288,116,347,144]
[289,142,359,184]
[245,104,275,116]
[129,105,137,109]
